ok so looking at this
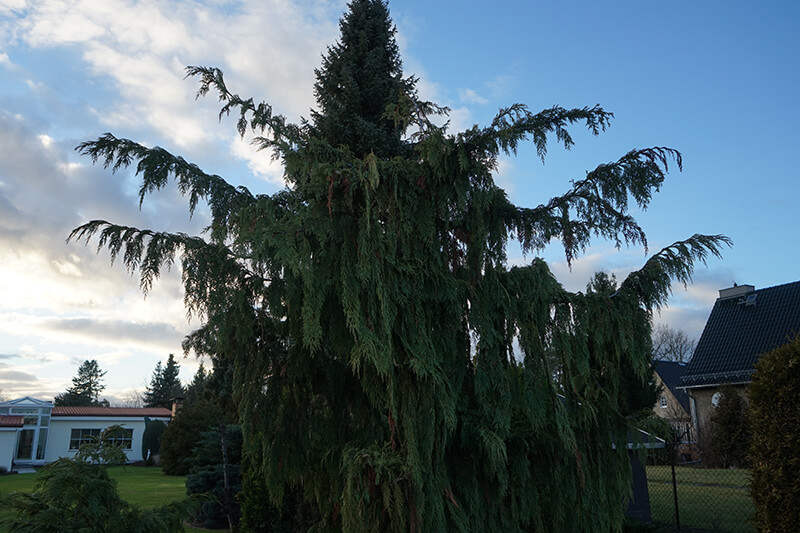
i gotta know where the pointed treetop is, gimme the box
[311,0,410,158]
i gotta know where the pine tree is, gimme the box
[143,354,184,409]
[54,360,108,407]
[184,362,209,406]
[70,1,730,530]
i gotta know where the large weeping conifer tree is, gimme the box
[71,1,729,530]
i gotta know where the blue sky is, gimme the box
[0,0,797,402]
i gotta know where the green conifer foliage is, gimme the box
[710,386,751,468]
[70,1,730,530]
[311,0,411,158]
[143,354,184,409]
[54,359,108,407]
[750,336,800,532]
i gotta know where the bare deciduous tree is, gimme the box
[652,324,695,363]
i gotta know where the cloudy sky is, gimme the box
[0,0,797,403]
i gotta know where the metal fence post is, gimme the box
[671,439,681,531]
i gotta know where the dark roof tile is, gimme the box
[680,281,800,388]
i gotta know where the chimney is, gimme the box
[171,397,184,418]
[718,283,755,300]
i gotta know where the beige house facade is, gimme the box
[652,361,698,462]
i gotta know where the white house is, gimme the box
[0,397,172,470]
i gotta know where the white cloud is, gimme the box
[0,110,195,384]
[446,107,474,134]
[230,134,286,186]
[458,88,488,105]
[0,0,26,15]
[0,51,14,68]
[5,0,342,154]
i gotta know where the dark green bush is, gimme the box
[141,417,166,464]
[159,399,220,475]
[185,424,242,529]
[749,336,800,533]
[710,385,751,468]
[238,450,320,532]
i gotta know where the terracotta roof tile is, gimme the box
[51,406,172,417]
[0,415,23,427]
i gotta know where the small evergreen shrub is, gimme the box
[141,417,166,464]
[710,385,751,468]
[159,399,220,475]
[749,336,800,533]
[185,424,242,529]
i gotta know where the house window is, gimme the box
[69,428,133,450]
[660,396,667,408]
[107,428,133,450]
[69,428,101,450]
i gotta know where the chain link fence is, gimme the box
[645,441,753,532]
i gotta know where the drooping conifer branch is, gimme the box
[469,104,614,160]
[186,66,303,154]
[75,134,256,243]
[619,234,732,309]
[510,147,681,263]
[67,221,261,316]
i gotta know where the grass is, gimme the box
[0,466,222,533]
[647,465,754,533]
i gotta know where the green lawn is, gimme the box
[647,465,753,533]
[0,466,221,533]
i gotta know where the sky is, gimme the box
[0,0,797,404]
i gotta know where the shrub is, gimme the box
[0,458,187,532]
[185,424,242,529]
[159,399,220,475]
[749,336,800,532]
[710,385,751,468]
[141,417,166,464]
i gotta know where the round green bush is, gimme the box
[749,335,800,532]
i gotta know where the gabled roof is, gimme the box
[52,406,172,418]
[680,281,800,388]
[0,396,54,409]
[654,360,690,413]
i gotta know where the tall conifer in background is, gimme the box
[70,1,729,530]
[143,354,184,409]
[54,359,109,407]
